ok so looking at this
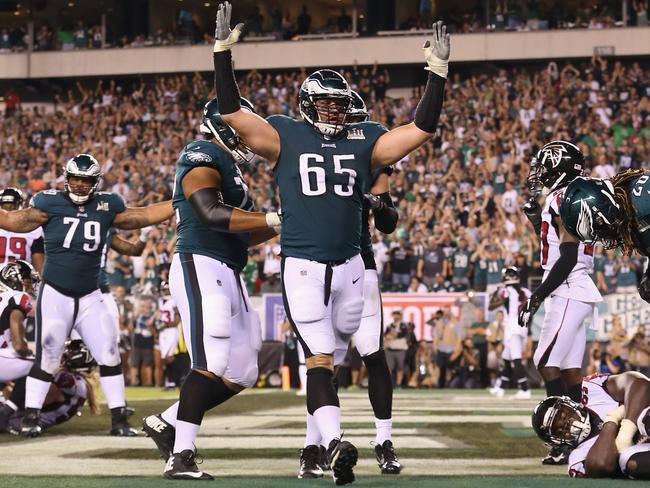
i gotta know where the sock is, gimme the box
[363,350,393,420]
[9,377,26,409]
[375,417,392,444]
[513,360,528,391]
[313,405,341,447]
[99,372,126,409]
[4,400,17,412]
[161,401,179,427]
[567,383,582,403]
[545,377,568,397]
[25,376,52,410]
[304,413,322,447]
[299,364,307,392]
[500,361,513,388]
[174,419,201,453]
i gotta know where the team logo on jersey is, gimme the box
[347,128,365,140]
[321,143,336,148]
[186,151,213,163]
[96,201,109,212]
[78,206,85,213]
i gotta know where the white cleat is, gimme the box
[512,389,532,400]
[488,386,505,398]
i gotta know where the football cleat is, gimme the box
[110,406,138,437]
[542,445,569,465]
[320,445,331,471]
[375,440,402,475]
[512,389,532,400]
[298,444,324,479]
[327,438,358,486]
[20,408,42,438]
[488,386,505,398]
[0,403,13,432]
[164,449,214,480]
[142,414,176,461]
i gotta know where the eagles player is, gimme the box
[141,97,279,480]
[213,3,448,483]
[532,372,650,479]
[488,267,531,399]
[559,169,650,303]
[519,141,602,464]
[0,153,174,438]
[0,188,44,273]
[298,91,401,479]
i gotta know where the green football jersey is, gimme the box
[626,170,650,256]
[173,140,253,270]
[268,116,388,261]
[32,190,126,295]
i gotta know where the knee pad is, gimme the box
[225,362,258,389]
[334,298,364,335]
[288,287,327,324]
[203,294,232,339]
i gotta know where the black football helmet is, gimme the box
[200,96,256,164]
[528,141,585,195]
[299,69,352,137]
[61,339,97,374]
[0,260,39,294]
[560,177,622,249]
[532,396,593,448]
[501,266,520,286]
[347,90,369,123]
[64,154,102,205]
[0,187,25,211]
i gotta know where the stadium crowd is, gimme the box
[2,52,650,388]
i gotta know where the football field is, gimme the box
[0,388,629,487]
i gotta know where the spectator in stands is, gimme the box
[388,238,414,291]
[337,7,352,32]
[470,308,490,388]
[384,310,409,387]
[297,5,311,35]
[73,21,88,49]
[417,237,445,288]
[595,248,618,294]
[434,306,462,388]
[131,297,156,386]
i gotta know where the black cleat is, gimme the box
[298,444,323,479]
[0,403,13,433]
[375,440,402,474]
[327,438,358,486]
[542,445,569,465]
[164,449,214,480]
[142,414,175,461]
[110,406,138,436]
[320,444,331,471]
[20,408,42,438]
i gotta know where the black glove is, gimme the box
[639,272,650,304]
[518,294,542,328]
[364,193,385,211]
[522,197,542,235]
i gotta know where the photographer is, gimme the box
[384,310,409,387]
[449,338,480,388]
[627,325,650,376]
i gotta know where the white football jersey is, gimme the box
[158,296,177,326]
[39,369,88,428]
[0,289,33,349]
[0,227,43,266]
[568,374,619,477]
[498,285,531,338]
[540,189,601,302]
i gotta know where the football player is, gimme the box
[141,97,279,480]
[488,267,531,399]
[559,169,650,302]
[0,153,175,438]
[0,188,44,273]
[213,3,448,483]
[0,260,39,385]
[519,141,603,464]
[0,339,100,434]
[532,371,650,479]
[298,91,401,479]
[156,281,180,389]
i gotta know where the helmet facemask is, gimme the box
[200,105,254,165]
[299,70,353,138]
[539,398,593,448]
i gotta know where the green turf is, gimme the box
[0,476,632,488]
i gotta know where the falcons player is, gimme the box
[520,141,603,465]
[156,281,180,389]
[488,267,531,399]
[532,372,650,479]
[0,188,44,273]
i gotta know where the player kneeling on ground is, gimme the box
[532,371,650,479]
[0,339,100,434]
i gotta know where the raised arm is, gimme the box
[113,201,174,230]
[212,2,280,162]
[0,207,48,233]
[371,21,449,170]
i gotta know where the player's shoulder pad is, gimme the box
[95,192,126,213]
[179,140,229,167]
[32,189,62,209]
[266,114,296,133]
[353,121,389,138]
[4,290,32,315]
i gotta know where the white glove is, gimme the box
[615,419,638,453]
[139,226,153,242]
[423,20,450,79]
[214,1,244,53]
[266,212,282,228]
[603,405,626,426]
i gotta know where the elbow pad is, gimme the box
[188,188,233,232]
[373,192,398,234]
[533,242,579,301]
[414,72,446,133]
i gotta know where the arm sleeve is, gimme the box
[532,242,579,301]
[187,187,234,232]
[213,50,242,115]
[373,192,398,234]
[414,72,446,133]
[31,237,44,254]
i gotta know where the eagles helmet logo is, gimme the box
[576,199,595,243]
[186,151,213,163]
